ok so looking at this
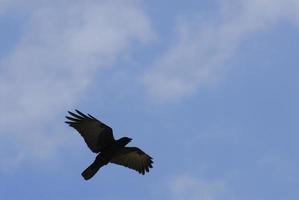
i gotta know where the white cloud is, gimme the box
[170,175,233,200]
[0,0,153,170]
[143,0,299,102]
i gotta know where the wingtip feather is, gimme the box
[75,109,90,118]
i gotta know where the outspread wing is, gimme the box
[65,110,115,153]
[110,147,153,175]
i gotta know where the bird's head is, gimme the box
[117,137,132,147]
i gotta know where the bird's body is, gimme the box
[65,110,153,180]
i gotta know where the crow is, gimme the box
[65,110,153,180]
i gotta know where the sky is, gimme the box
[0,0,298,199]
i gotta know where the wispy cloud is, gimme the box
[0,0,153,171]
[169,175,233,200]
[143,0,299,102]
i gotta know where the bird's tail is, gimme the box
[81,154,109,180]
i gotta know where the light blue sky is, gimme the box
[0,0,298,199]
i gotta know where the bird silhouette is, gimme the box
[65,110,153,180]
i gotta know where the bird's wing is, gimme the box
[65,110,115,153]
[110,147,153,175]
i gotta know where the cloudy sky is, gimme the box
[0,0,298,199]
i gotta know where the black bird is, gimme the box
[65,110,153,180]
